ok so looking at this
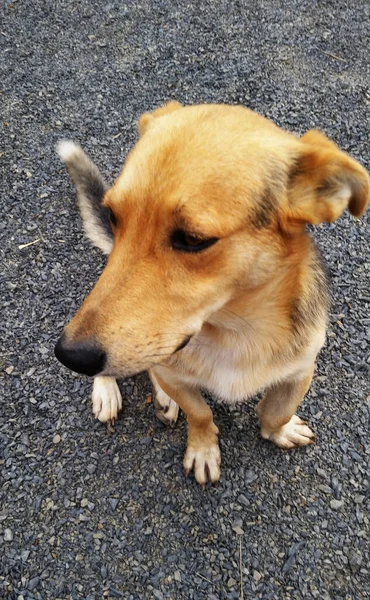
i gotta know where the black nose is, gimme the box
[54,333,106,376]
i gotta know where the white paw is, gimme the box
[261,414,315,449]
[153,387,179,426]
[184,443,221,486]
[92,377,122,423]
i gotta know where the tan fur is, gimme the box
[60,102,370,485]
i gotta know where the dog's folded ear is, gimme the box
[56,141,113,254]
[285,130,369,229]
[138,100,182,136]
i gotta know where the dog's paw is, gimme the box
[260,414,315,449]
[154,387,179,426]
[184,441,221,486]
[92,377,122,423]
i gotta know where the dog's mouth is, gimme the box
[55,332,195,377]
[174,334,193,353]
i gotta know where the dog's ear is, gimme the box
[138,101,182,136]
[284,130,369,229]
[57,141,113,254]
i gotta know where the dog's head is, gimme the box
[55,102,369,377]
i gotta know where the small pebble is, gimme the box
[108,498,119,510]
[354,495,365,504]
[232,525,244,535]
[330,499,343,510]
[348,549,362,573]
[28,576,40,591]
[237,494,250,507]
[244,470,257,484]
[318,484,333,494]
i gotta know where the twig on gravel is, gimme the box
[18,238,41,250]
[320,49,347,62]
[239,537,244,600]
[195,572,213,585]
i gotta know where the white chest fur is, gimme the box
[172,322,325,403]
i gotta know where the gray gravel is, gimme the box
[1,1,369,599]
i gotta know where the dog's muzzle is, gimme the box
[54,333,106,377]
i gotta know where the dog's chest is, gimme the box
[174,324,323,403]
[177,329,272,401]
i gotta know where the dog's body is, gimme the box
[55,103,369,485]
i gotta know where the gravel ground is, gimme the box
[1,1,369,599]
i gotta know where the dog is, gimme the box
[55,102,369,485]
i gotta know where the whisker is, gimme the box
[189,339,213,349]
[218,307,256,332]
[143,349,177,361]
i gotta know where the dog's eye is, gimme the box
[171,230,218,253]
[108,208,117,228]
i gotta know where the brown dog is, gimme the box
[55,102,369,485]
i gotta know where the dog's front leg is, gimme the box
[256,364,315,448]
[91,376,122,423]
[153,367,220,486]
[149,369,179,426]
